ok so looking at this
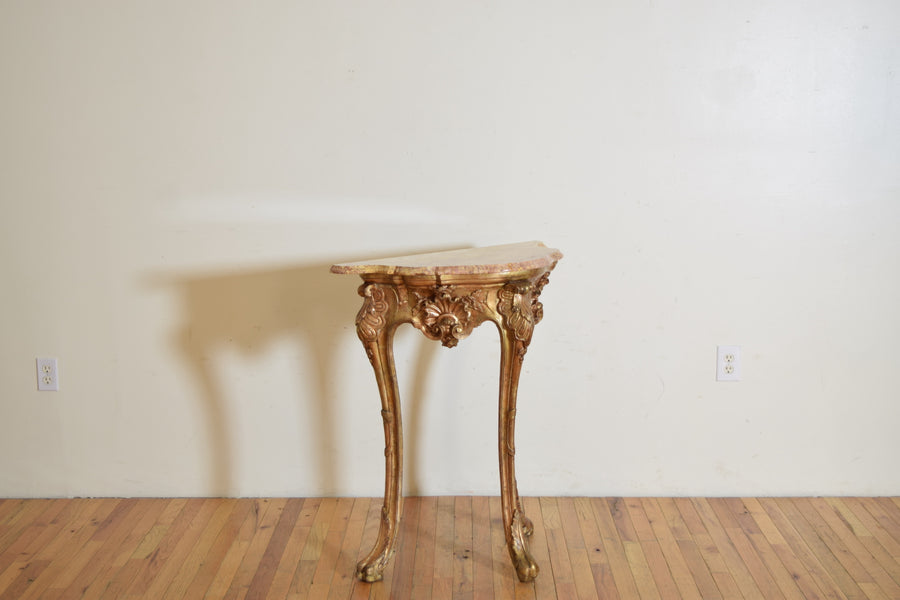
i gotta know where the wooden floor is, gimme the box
[1,497,899,599]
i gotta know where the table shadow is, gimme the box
[155,252,453,496]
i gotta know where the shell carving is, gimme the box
[413,286,487,347]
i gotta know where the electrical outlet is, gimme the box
[36,358,59,391]
[716,346,740,382]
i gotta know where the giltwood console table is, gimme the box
[331,241,562,583]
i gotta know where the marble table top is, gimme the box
[331,241,562,276]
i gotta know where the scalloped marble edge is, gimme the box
[330,241,562,276]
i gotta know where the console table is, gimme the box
[331,241,562,583]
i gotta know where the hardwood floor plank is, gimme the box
[623,540,662,599]
[118,497,210,598]
[709,498,787,600]
[641,497,718,600]
[141,498,223,600]
[656,498,692,541]
[85,498,171,600]
[0,499,23,525]
[125,497,188,562]
[0,560,27,598]
[673,498,709,538]
[348,498,381,600]
[557,497,599,600]
[758,497,847,600]
[826,498,900,586]
[161,498,240,600]
[573,497,619,599]
[844,498,900,560]
[743,498,830,600]
[540,497,578,599]
[640,539,683,600]
[793,497,875,588]
[328,497,372,600]
[627,500,681,600]
[410,496,437,600]
[451,495,474,598]
[1,559,50,600]
[178,498,254,600]
[608,497,638,543]
[471,496,495,600]
[626,498,657,542]
[859,581,892,600]
[227,498,292,599]
[0,499,66,576]
[289,497,337,599]
[723,498,806,600]
[808,497,900,599]
[678,538,727,600]
[20,497,121,600]
[431,495,454,599]
[873,498,900,533]
[692,498,764,598]
[243,497,304,600]
[310,497,354,592]
[670,499,744,600]
[843,497,900,560]
[200,499,276,599]
[0,498,76,587]
[1,496,898,599]
[774,497,867,600]
[56,498,143,599]
[590,497,641,599]
[0,500,52,551]
[487,496,518,600]
[640,498,703,600]
[34,498,117,563]
[390,496,420,599]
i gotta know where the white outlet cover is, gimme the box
[716,346,741,382]
[36,357,59,391]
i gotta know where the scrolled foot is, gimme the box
[356,558,387,583]
[509,510,539,582]
[513,549,539,583]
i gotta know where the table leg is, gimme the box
[355,285,404,582]
[498,325,539,583]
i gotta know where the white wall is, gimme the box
[1,1,898,498]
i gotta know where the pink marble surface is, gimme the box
[330,241,562,276]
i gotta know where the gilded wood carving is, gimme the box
[333,242,561,584]
[411,285,488,347]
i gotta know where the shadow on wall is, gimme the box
[157,253,447,497]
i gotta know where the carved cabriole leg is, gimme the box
[355,283,404,582]
[495,279,542,583]
[353,270,552,584]
[497,325,538,582]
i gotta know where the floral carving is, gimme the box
[412,286,487,347]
